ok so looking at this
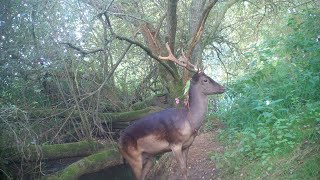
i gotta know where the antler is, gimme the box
[159,42,198,72]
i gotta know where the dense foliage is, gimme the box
[213,8,320,179]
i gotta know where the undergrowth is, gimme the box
[211,8,320,179]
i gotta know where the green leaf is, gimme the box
[183,80,191,95]
[270,99,284,105]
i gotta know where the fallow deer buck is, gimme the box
[118,43,225,180]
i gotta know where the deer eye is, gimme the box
[203,79,208,82]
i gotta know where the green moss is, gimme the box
[45,149,121,180]
[106,106,162,122]
[168,80,184,100]
[131,96,158,110]
[3,141,111,161]
[26,107,162,124]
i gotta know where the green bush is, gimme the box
[217,8,320,161]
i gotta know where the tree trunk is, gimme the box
[167,0,178,52]
[189,0,206,67]
[139,22,183,105]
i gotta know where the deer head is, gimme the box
[190,72,225,95]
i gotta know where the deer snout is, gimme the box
[217,86,225,94]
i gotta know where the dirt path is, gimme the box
[153,128,224,180]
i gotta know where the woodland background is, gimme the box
[0,0,319,179]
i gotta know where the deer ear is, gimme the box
[192,72,201,82]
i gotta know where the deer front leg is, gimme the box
[182,147,190,167]
[171,144,188,180]
[141,156,154,180]
[122,149,143,180]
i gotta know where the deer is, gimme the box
[118,43,225,180]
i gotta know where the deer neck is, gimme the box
[188,87,208,131]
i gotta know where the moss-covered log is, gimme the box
[131,94,169,110]
[26,106,162,123]
[3,141,113,162]
[44,148,121,180]
[100,106,163,123]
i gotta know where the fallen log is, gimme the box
[43,148,121,180]
[101,106,163,123]
[26,106,163,123]
[131,94,169,110]
[3,140,113,162]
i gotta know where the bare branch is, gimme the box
[115,35,178,79]
[78,43,132,103]
[108,12,150,23]
[60,42,103,55]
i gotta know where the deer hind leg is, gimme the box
[171,144,188,180]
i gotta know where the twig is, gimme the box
[108,12,150,23]
[60,42,104,55]
[78,43,132,103]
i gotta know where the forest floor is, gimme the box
[154,127,225,180]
